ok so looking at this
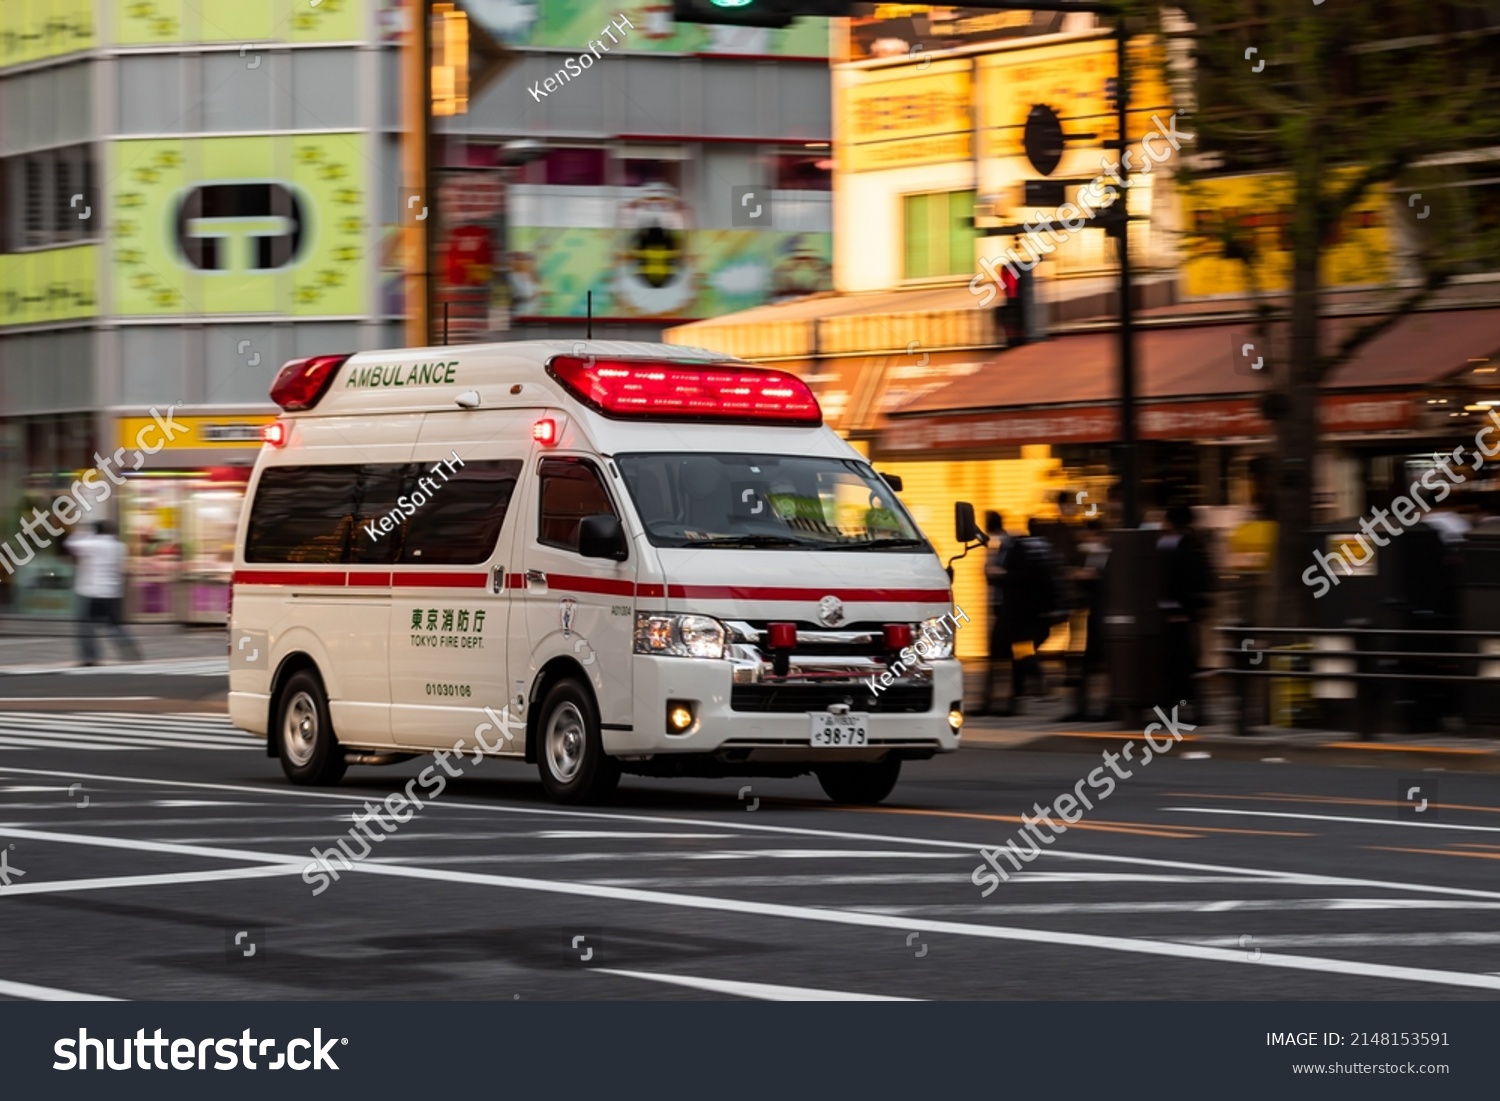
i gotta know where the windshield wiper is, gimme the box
[680,535,814,548]
[825,538,929,550]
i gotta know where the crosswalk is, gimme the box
[0,658,229,678]
[0,711,261,752]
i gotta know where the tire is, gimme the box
[816,757,902,805]
[536,678,620,804]
[275,669,347,786]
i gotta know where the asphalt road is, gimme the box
[3,679,1500,1003]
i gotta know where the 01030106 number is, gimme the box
[425,683,472,697]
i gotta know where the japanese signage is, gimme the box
[838,61,973,173]
[410,607,488,649]
[0,246,97,327]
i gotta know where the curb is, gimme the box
[963,726,1500,773]
[0,698,226,714]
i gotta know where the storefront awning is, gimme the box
[875,307,1500,455]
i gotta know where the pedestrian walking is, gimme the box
[67,521,142,667]
[1157,505,1210,721]
[976,511,1011,715]
[1059,519,1109,721]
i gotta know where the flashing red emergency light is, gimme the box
[262,421,288,447]
[883,623,914,651]
[269,353,352,411]
[546,356,821,426]
[532,417,558,445]
[766,622,797,650]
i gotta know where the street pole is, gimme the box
[1114,22,1139,529]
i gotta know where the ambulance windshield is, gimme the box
[615,453,928,551]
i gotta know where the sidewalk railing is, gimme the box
[1213,625,1500,740]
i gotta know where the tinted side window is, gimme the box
[349,464,408,566]
[245,466,357,564]
[538,458,616,553]
[399,459,521,565]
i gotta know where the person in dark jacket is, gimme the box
[1059,519,1109,721]
[1157,504,1211,719]
[977,511,1011,715]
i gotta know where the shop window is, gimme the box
[537,458,616,553]
[903,189,977,280]
[618,157,682,190]
[397,459,521,565]
[518,148,606,186]
[774,152,832,191]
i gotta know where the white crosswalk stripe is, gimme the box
[0,712,260,752]
[0,658,228,677]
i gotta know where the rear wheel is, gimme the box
[276,669,346,786]
[816,758,901,805]
[536,679,619,804]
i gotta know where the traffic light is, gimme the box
[671,1,853,30]
[997,263,1037,347]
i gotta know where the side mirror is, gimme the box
[578,514,628,561]
[955,501,983,545]
[879,472,904,493]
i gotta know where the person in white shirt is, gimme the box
[67,521,142,667]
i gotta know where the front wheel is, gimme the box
[536,679,619,804]
[816,758,901,805]
[276,669,346,786]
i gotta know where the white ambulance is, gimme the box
[229,341,966,804]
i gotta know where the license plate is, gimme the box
[810,712,869,746]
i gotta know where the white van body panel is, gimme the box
[231,340,963,770]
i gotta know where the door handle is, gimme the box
[492,566,505,594]
[526,569,546,587]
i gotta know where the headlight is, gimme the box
[634,613,727,659]
[917,617,956,659]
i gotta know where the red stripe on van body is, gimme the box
[233,569,346,587]
[665,584,952,603]
[390,571,488,589]
[544,574,639,597]
[347,571,392,587]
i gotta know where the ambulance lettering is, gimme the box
[409,607,486,648]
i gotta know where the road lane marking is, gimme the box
[1164,807,1500,833]
[8,824,1500,994]
[0,977,120,1001]
[0,864,305,898]
[592,968,917,1001]
[6,765,1500,907]
[854,899,1500,916]
[1372,846,1500,862]
[1167,932,1500,949]
[585,872,1282,889]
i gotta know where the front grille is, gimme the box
[730,620,907,658]
[730,683,933,713]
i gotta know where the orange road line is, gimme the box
[826,804,1202,840]
[1369,845,1500,862]
[1162,791,1500,815]
[1324,742,1490,755]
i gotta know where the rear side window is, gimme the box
[538,457,616,553]
[399,459,521,565]
[245,466,358,564]
[245,461,520,566]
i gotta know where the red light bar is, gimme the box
[269,353,351,411]
[547,356,821,426]
[262,421,288,448]
[532,418,557,445]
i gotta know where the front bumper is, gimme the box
[613,653,964,760]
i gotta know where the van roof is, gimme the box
[299,339,745,418]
